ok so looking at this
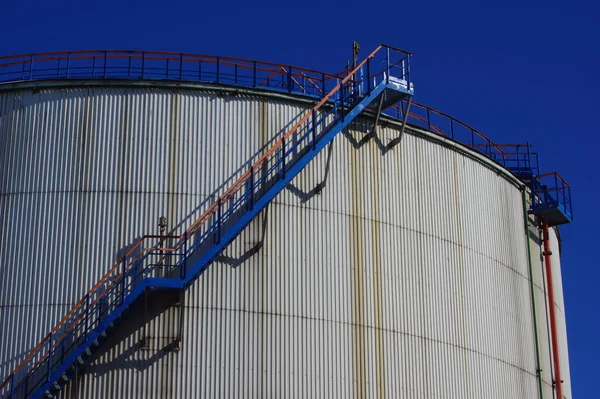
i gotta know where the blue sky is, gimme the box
[1,0,597,396]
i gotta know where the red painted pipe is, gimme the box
[542,222,564,399]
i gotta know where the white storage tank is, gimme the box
[0,50,571,398]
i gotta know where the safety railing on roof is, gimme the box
[0,48,529,176]
[384,101,513,163]
[0,50,342,98]
[0,44,413,399]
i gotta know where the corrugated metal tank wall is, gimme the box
[0,84,570,398]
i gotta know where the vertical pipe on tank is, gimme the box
[542,221,563,399]
[522,190,544,399]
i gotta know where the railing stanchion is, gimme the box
[179,53,184,80]
[141,52,145,79]
[47,333,53,383]
[366,58,371,94]
[121,257,126,305]
[321,72,325,98]
[426,108,431,131]
[312,112,317,150]
[66,52,71,79]
[247,166,254,211]
[386,47,390,83]
[84,294,90,341]
[217,199,222,244]
[340,82,345,122]
[287,66,292,93]
[281,137,286,179]
[29,54,34,80]
[253,61,257,88]
[407,56,411,88]
[182,232,187,280]
[103,51,107,79]
[216,56,220,83]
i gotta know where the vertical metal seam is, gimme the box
[522,189,544,399]
[452,151,470,398]
[349,125,366,399]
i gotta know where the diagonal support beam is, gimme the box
[387,97,412,149]
[371,91,386,135]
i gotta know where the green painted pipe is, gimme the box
[523,189,544,398]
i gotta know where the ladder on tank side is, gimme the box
[0,45,413,399]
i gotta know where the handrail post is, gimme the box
[386,47,390,84]
[66,52,71,79]
[426,108,431,131]
[321,73,325,98]
[366,58,371,94]
[29,54,34,80]
[554,173,559,205]
[216,199,222,244]
[216,56,220,83]
[234,64,238,84]
[406,55,411,88]
[253,61,257,88]
[121,257,126,304]
[182,232,187,280]
[312,111,317,150]
[287,66,292,93]
[84,294,90,340]
[179,53,184,80]
[339,83,345,122]
[247,166,254,211]
[450,119,455,139]
[141,52,145,79]
[281,137,286,179]
[103,51,107,79]
[47,332,53,383]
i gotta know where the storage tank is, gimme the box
[0,49,572,398]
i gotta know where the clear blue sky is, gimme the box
[2,0,597,396]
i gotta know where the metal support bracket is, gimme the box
[387,97,412,149]
[371,91,386,135]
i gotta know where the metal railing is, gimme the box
[532,172,573,220]
[0,50,342,98]
[0,48,535,176]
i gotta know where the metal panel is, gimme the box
[0,83,570,398]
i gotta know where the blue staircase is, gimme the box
[0,45,413,399]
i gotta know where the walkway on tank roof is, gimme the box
[0,49,572,223]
